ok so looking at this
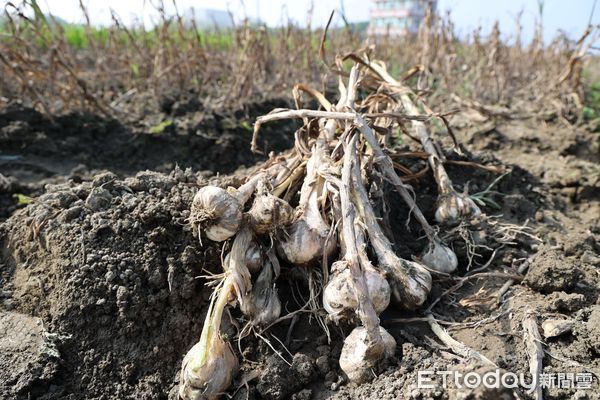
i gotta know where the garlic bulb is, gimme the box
[323,262,390,320]
[421,240,458,274]
[435,192,481,225]
[248,193,294,234]
[339,326,396,383]
[277,147,336,265]
[179,336,238,400]
[385,258,432,309]
[240,259,281,326]
[277,217,336,265]
[190,186,242,242]
[179,274,239,400]
[224,240,264,275]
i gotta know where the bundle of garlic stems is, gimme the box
[179,54,482,398]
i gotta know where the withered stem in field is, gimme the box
[523,312,544,400]
[354,114,437,241]
[426,314,497,367]
[333,134,384,356]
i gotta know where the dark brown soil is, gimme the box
[0,102,598,400]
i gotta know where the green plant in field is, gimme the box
[63,24,87,49]
[582,80,600,122]
[470,171,511,210]
[131,63,140,78]
[13,193,32,205]
[149,120,173,135]
[240,120,252,132]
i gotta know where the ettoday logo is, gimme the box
[417,370,594,393]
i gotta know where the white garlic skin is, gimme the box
[277,218,336,266]
[435,192,482,224]
[421,241,458,274]
[323,263,390,320]
[190,186,242,242]
[387,259,432,309]
[179,336,238,400]
[339,326,396,383]
[248,194,294,234]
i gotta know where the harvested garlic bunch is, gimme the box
[339,326,396,383]
[323,262,390,320]
[190,186,242,242]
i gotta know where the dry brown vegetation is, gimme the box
[1,2,598,125]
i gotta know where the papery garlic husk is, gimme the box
[277,217,336,266]
[190,186,242,242]
[179,322,238,400]
[248,193,294,234]
[383,257,432,309]
[278,147,336,266]
[339,326,396,384]
[541,319,575,339]
[240,259,281,326]
[435,192,481,225]
[421,240,458,274]
[323,261,390,320]
[224,240,264,275]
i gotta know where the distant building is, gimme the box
[368,0,436,37]
[182,8,233,29]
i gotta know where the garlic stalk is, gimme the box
[324,134,387,379]
[403,100,480,225]
[179,275,238,400]
[351,148,432,309]
[366,60,481,225]
[224,226,254,307]
[354,114,459,274]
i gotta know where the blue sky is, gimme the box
[5,0,598,43]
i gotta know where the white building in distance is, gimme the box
[368,0,436,37]
[182,8,233,29]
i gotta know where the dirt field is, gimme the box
[0,94,598,400]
